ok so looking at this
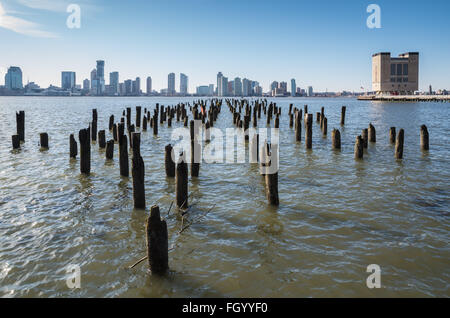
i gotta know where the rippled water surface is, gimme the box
[0,96,449,297]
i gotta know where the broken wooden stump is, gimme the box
[368,123,376,142]
[265,143,279,206]
[354,135,363,159]
[305,114,313,149]
[109,115,114,131]
[40,133,49,149]
[16,111,25,142]
[341,106,346,125]
[136,106,142,128]
[79,128,91,174]
[389,127,396,144]
[164,144,175,177]
[98,130,106,148]
[106,140,114,160]
[295,111,301,142]
[118,123,129,177]
[91,120,97,142]
[395,129,404,159]
[332,129,341,149]
[12,135,20,149]
[146,205,169,275]
[176,154,188,209]
[362,129,368,149]
[131,132,145,209]
[70,134,77,158]
[420,125,429,151]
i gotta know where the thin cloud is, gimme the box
[15,0,68,12]
[0,3,58,38]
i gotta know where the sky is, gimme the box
[0,0,449,93]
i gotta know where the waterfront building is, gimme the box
[124,79,132,95]
[196,85,209,96]
[168,73,175,96]
[208,84,214,96]
[291,79,296,97]
[234,77,242,96]
[109,72,119,95]
[307,86,314,97]
[146,76,152,95]
[217,72,224,96]
[96,60,105,95]
[372,52,419,95]
[5,66,23,90]
[61,71,76,90]
[243,78,251,96]
[180,73,188,95]
[83,79,90,91]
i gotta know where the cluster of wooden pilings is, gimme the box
[9,98,432,275]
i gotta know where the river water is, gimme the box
[0,96,448,297]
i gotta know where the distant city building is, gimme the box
[372,52,419,95]
[222,76,228,96]
[242,78,251,96]
[228,81,234,96]
[307,86,314,97]
[61,71,76,90]
[132,77,141,95]
[96,60,105,95]
[5,66,23,90]
[83,79,90,91]
[279,82,287,94]
[217,72,224,96]
[429,85,433,95]
[109,72,119,95]
[234,77,242,96]
[254,85,263,96]
[119,83,125,96]
[208,84,214,96]
[124,79,132,95]
[168,73,175,96]
[291,79,296,97]
[196,85,210,96]
[180,73,188,95]
[146,76,152,95]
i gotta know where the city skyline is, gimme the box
[0,0,450,92]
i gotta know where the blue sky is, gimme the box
[0,0,449,92]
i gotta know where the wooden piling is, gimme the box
[332,129,341,149]
[322,117,327,136]
[109,115,114,130]
[295,111,301,142]
[79,128,91,174]
[389,127,396,144]
[354,135,363,159]
[305,114,313,149]
[368,123,376,142]
[131,133,145,209]
[191,139,200,177]
[143,115,147,131]
[176,155,188,209]
[98,130,106,148]
[70,134,77,158]
[395,129,404,159]
[265,144,279,206]
[136,106,142,128]
[16,111,25,142]
[91,120,97,142]
[118,123,129,177]
[40,133,49,149]
[362,129,368,148]
[12,135,20,149]
[106,140,114,160]
[153,115,158,135]
[165,144,175,177]
[420,125,429,151]
[341,106,346,126]
[113,124,118,143]
[146,205,169,275]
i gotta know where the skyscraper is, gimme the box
[134,77,141,95]
[146,76,152,95]
[124,79,132,95]
[217,72,223,96]
[90,69,98,95]
[83,79,90,91]
[242,78,251,96]
[95,60,105,95]
[109,72,119,95]
[307,86,314,97]
[5,66,23,90]
[221,76,228,96]
[61,72,76,90]
[208,84,214,96]
[168,73,175,96]
[180,73,188,95]
[234,77,242,96]
[291,79,296,97]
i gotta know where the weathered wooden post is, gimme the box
[295,111,301,142]
[126,107,131,128]
[91,120,97,142]
[98,130,106,148]
[128,124,135,149]
[70,134,77,158]
[40,133,49,149]
[316,112,321,123]
[305,114,313,149]
[176,154,188,209]
[289,113,293,128]
[153,115,158,135]
[146,205,169,275]
[132,133,145,209]
[322,117,327,136]
[332,129,341,149]
[362,129,368,148]
[136,106,142,128]
[340,106,346,126]
[113,124,118,143]
[395,129,404,159]
[165,144,175,177]
[389,127,396,144]
[368,123,376,142]
[109,115,114,130]
[92,109,98,122]
[354,135,363,159]
[420,125,429,150]
[142,116,147,131]
[79,128,91,174]
[265,143,279,206]
[106,140,114,160]
[12,135,20,149]
[275,115,279,129]
[16,111,25,142]
[118,123,129,177]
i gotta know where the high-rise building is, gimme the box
[307,86,314,97]
[109,72,119,95]
[119,83,125,96]
[372,52,419,95]
[234,77,242,96]
[95,60,105,95]
[5,66,23,90]
[217,72,224,96]
[146,76,152,95]
[221,76,228,96]
[90,69,98,95]
[291,79,296,97]
[124,80,132,95]
[133,77,140,95]
[61,71,76,90]
[83,79,90,91]
[180,73,188,95]
[196,86,209,96]
[208,84,214,96]
[243,78,251,96]
[228,81,234,96]
[270,81,278,92]
[168,73,175,96]
[278,82,287,94]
